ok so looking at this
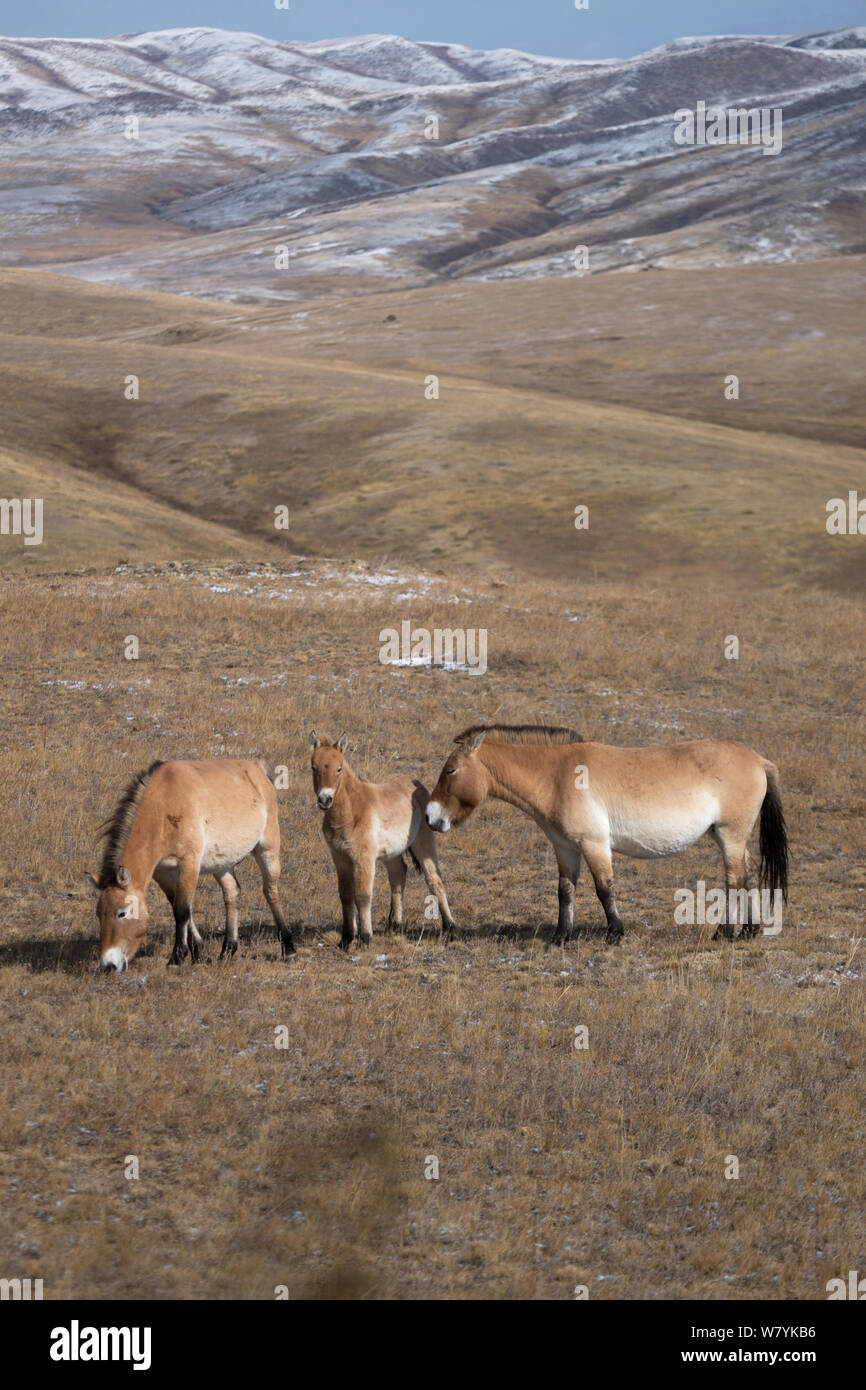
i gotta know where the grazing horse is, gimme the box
[426,724,788,943]
[309,733,456,949]
[88,758,295,970]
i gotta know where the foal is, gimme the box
[426,724,788,943]
[89,758,296,969]
[310,733,456,948]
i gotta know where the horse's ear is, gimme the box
[309,732,320,751]
[336,733,349,753]
[117,866,131,888]
[84,870,100,895]
[458,729,486,753]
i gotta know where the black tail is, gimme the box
[759,763,789,903]
[403,848,423,874]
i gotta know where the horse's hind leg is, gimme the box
[411,824,457,940]
[385,855,407,933]
[253,843,296,958]
[216,870,240,959]
[581,840,624,942]
[712,826,754,940]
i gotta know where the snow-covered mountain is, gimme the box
[0,26,863,299]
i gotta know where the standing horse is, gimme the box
[425,724,788,942]
[88,758,295,970]
[310,733,456,948]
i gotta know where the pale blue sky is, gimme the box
[0,0,860,60]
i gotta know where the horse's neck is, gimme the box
[481,744,551,820]
[330,764,365,824]
[118,813,160,889]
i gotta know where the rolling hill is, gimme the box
[0,26,864,300]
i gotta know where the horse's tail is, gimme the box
[759,759,789,903]
[403,847,423,875]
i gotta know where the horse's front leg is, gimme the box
[354,855,375,947]
[168,861,200,965]
[334,853,358,951]
[553,851,580,945]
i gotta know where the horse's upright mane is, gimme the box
[454,723,581,747]
[97,760,163,888]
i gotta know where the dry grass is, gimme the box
[2,262,865,594]
[0,559,863,1299]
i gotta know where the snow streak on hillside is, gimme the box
[0,26,864,298]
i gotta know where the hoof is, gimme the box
[281,939,297,959]
[219,940,238,960]
[605,929,624,945]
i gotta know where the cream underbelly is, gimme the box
[199,821,265,874]
[608,798,719,859]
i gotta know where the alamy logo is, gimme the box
[673,101,783,155]
[826,1270,866,1299]
[379,620,487,675]
[826,492,866,534]
[0,1277,43,1299]
[50,1321,152,1371]
[0,497,43,545]
[674,881,783,934]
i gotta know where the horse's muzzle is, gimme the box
[426,802,450,833]
[101,948,128,972]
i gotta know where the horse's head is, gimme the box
[87,865,149,970]
[426,729,490,832]
[309,732,349,810]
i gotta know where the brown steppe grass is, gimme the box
[0,558,863,1299]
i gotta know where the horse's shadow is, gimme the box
[0,918,607,973]
[0,936,149,974]
[462,919,609,945]
[383,918,609,945]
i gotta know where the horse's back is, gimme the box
[584,739,765,790]
[152,758,273,799]
[575,739,768,855]
[147,759,276,870]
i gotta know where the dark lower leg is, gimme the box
[169,903,191,964]
[264,880,295,956]
[596,880,624,940]
[555,874,575,944]
[386,858,406,932]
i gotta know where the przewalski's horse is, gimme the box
[426,724,788,943]
[310,733,456,949]
[87,759,296,970]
